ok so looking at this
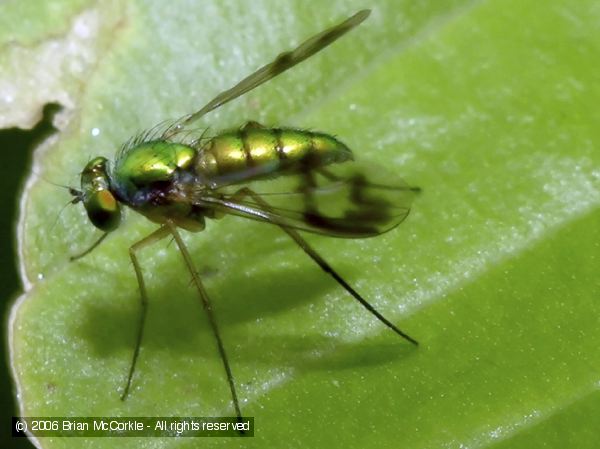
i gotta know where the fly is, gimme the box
[68,9,420,423]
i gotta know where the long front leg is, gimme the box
[70,232,109,261]
[231,187,419,346]
[164,220,243,421]
[122,225,171,400]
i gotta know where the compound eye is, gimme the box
[84,190,121,231]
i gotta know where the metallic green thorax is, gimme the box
[104,126,353,231]
[113,141,196,200]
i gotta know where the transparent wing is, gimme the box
[171,10,370,131]
[193,162,420,238]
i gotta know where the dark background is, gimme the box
[1,104,58,448]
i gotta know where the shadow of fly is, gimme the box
[67,9,420,424]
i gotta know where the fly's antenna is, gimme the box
[50,197,79,233]
[38,175,84,231]
[30,166,71,188]
[38,175,82,200]
[50,188,83,232]
[40,176,71,191]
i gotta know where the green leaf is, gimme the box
[8,0,600,448]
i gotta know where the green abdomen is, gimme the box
[196,127,353,186]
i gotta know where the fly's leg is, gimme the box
[71,226,172,398]
[122,223,244,426]
[230,187,419,346]
[163,220,243,422]
[70,232,109,261]
[122,225,171,400]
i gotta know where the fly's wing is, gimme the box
[167,10,370,134]
[193,162,420,238]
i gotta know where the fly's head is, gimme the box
[71,157,122,232]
